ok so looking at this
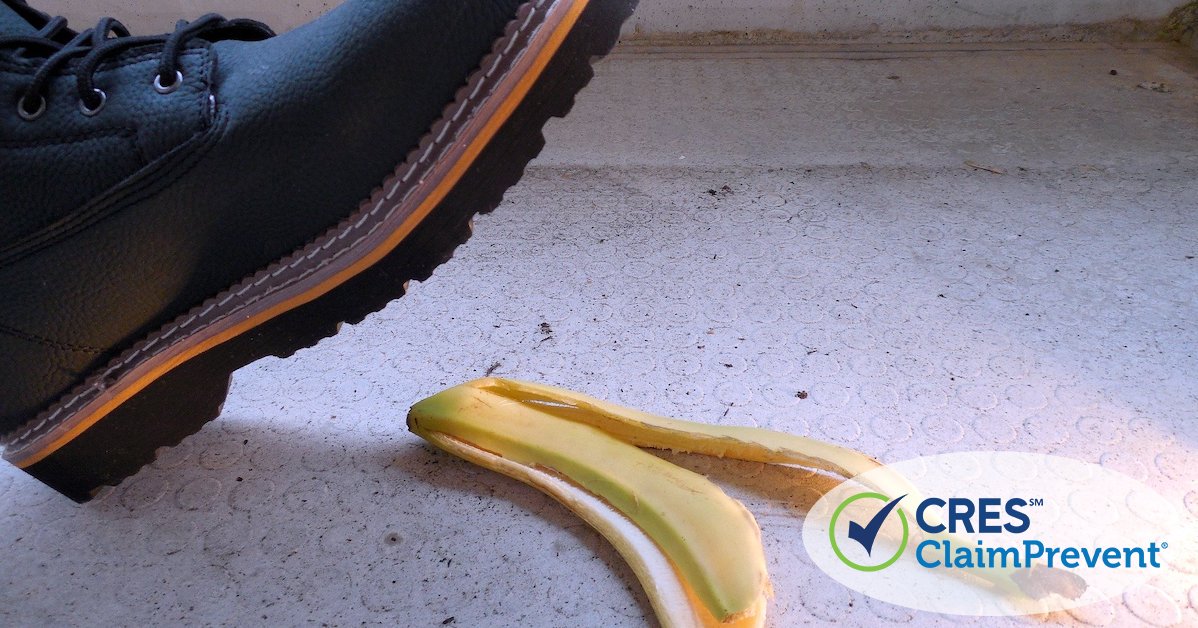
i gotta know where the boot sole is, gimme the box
[2,0,637,501]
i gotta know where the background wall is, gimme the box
[29,0,1184,38]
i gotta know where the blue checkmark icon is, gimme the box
[847,494,907,556]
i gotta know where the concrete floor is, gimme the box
[2,42,1197,626]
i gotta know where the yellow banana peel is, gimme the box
[408,380,769,627]
[407,377,1077,626]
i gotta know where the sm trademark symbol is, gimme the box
[1028,498,1045,507]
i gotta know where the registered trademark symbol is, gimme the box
[1162,542,1168,549]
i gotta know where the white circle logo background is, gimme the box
[801,451,1196,616]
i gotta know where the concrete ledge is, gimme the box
[31,0,1190,41]
[623,0,1181,38]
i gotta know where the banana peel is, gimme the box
[407,378,1082,626]
[409,380,769,627]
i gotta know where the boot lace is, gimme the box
[1,13,273,120]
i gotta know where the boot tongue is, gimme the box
[0,1,39,37]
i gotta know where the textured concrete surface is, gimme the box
[31,0,1186,39]
[3,41,1198,626]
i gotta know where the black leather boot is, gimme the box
[0,0,636,500]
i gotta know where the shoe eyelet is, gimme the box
[154,70,183,95]
[17,94,46,121]
[79,88,107,117]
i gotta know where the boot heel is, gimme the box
[19,350,234,503]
